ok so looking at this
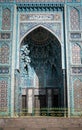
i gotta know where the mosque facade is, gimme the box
[0,0,82,117]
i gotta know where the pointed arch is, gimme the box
[20,24,62,46]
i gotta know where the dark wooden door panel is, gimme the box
[34,95,46,115]
[22,95,27,115]
[52,94,59,108]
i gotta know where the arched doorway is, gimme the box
[20,26,64,116]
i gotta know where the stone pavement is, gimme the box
[0,117,82,130]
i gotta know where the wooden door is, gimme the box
[52,94,59,108]
[34,95,46,115]
[22,95,27,115]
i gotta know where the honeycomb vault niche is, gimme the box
[16,27,64,116]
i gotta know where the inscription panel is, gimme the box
[19,12,63,42]
[20,13,62,22]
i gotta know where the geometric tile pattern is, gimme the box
[0,0,81,2]
[68,0,81,2]
[16,0,65,2]
[2,8,11,30]
[67,0,72,2]
[72,67,82,74]
[0,33,10,39]
[70,8,80,30]
[0,67,9,74]
[0,44,9,64]
[76,0,80,2]
[0,80,7,111]
[73,79,82,112]
[72,44,81,64]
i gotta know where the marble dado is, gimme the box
[20,13,62,22]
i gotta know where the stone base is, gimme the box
[1,128,82,130]
[0,117,82,130]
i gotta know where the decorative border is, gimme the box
[17,4,64,12]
